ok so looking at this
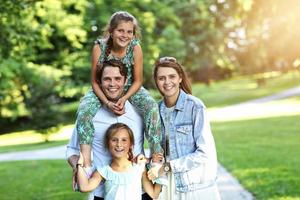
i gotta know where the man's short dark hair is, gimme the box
[96,59,128,84]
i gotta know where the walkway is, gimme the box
[209,85,300,122]
[3,85,300,199]
[0,145,254,200]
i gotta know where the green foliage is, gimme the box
[0,0,37,59]
[234,0,300,74]
[0,0,89,123]
[1,0,299,127]
[24,63,69,130]
[0,59,28,119]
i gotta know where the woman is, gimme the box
[149,57,220,200]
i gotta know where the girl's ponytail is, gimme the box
[104,36,113,61]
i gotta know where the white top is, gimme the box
[164,106,174,162]
[66,101,144,197]
[98,163,144,200]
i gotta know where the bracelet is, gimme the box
[106,100,110,107]
[76,163,83,168]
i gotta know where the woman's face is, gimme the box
[155,66,182,100]
[111,20,134,49]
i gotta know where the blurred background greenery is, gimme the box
[1,0,300,133]
[1,1,300,199]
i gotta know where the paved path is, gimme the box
[2,85,300,199]
[0,145,254,200]
[208,85,300,122]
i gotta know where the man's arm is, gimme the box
[66,126,80,191]
[67,155,79,191]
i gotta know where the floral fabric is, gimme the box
[76,38,162,153]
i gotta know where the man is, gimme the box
[66,59,152,200]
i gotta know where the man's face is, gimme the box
[100,66,126,101]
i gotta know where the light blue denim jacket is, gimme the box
[159,90,218,192]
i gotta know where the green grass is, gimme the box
[0,160,88,200]
[212,114,300,200]
[192,71,300,108]
[1,71,300,199]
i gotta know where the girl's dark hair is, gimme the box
[96,59,128,84]
[102,11,141,59]
[104,123,135,161]
[154,57,192,94]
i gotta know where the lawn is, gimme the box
[212,114,300,200]
[1,71,300,199]
[0,160,88,200]
[0,125,74,153]
[192,71,300,108]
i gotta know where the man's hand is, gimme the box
[67,155,80,191]
[72,165,78,191]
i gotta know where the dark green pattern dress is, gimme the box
[76,38,163,153]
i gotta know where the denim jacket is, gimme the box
[159,90,218,192]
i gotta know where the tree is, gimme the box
[0,0,88,123]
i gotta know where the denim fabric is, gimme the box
[159,90,218,193]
